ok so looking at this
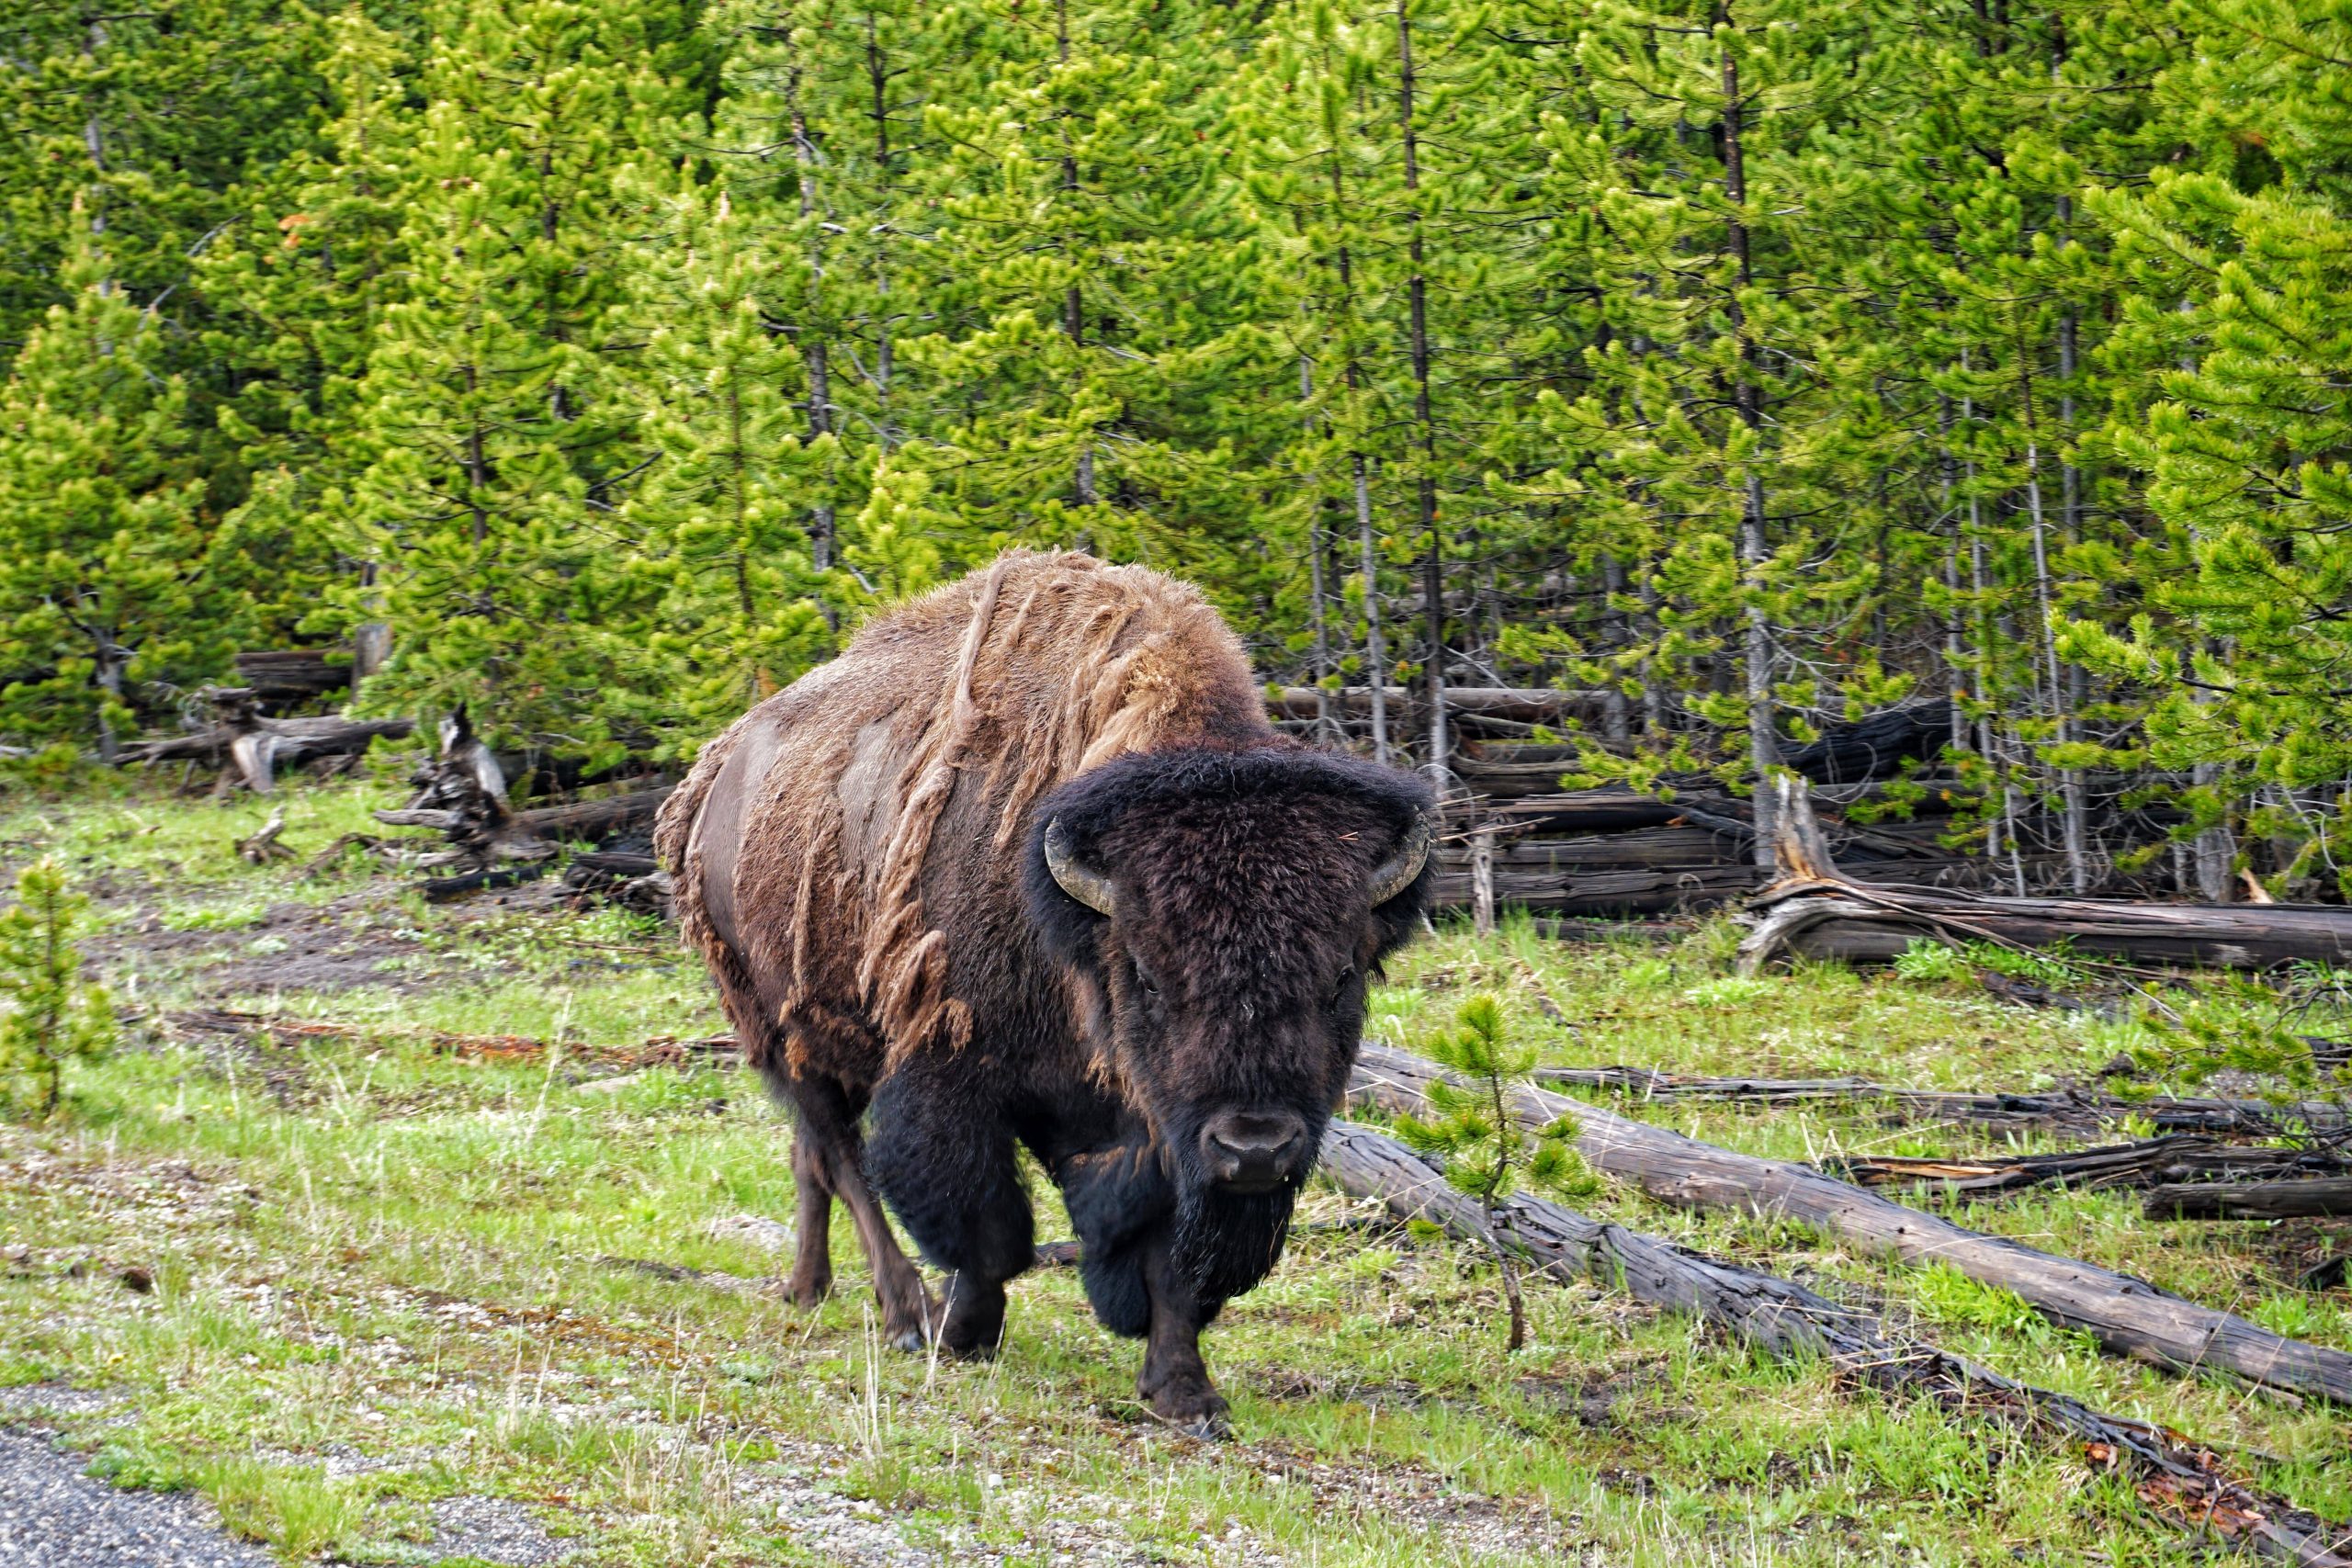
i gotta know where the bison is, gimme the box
[655,550,1433,1434]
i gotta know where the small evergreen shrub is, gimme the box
[1397,992,1580,1351]
[0,857,115,1119]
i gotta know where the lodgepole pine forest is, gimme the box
[5,0,2351,898]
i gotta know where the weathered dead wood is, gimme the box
[1320,1120,2352,1567]
[1432,853,2072,919]
[561,852,674,918]
[232,649,351,700]
[1270,685,1608,724]
[509,785,673,840]
[1351,1042,2352,1405]
[164,1008,736,1069]
[420,863,555,902]
[1741,875,2352,975]
[118,704,412,774]
[298,832,390,876]
[1828,1136,2347,1195]
[1533,1065,2348,1136]
[232,807,295,865]
[2146,1179,2352,1222]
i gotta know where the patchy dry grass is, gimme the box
[0,778,2346,1564]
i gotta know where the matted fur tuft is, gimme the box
[658,549,1267,1083]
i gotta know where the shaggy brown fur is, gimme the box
[657,549,1430,1433]
[659,550,1266,1080]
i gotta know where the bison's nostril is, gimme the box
[1201,1110,1308,1190]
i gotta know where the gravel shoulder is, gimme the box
[0,1427,271,1568]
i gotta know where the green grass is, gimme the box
[0,779,2346,1564]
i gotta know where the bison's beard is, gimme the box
[1069,1158,1303,1337]
[1170,1177,1298,1308]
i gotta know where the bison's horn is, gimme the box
[1367,811,1434,907]
[1044,819,1117,917]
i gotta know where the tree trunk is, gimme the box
[1717,12,1777,865]
[1357,464,1389,765]
[1396,0,1446,788]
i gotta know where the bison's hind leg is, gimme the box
[786,1131,833,1308]
[778,1068,939,1351]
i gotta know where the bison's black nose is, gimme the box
[1201,1109,1308,1192]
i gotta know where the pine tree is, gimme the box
[909,0,1278,584]
[2070,0,2352,894]
[621,183,842,741]
[1531,0,1894,844]
[0,221,226,753]
[0,0,322,344]
[327,0,707,759]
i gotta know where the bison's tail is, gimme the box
[654,716,744,985]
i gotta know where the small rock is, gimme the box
[707,1213,795,1254]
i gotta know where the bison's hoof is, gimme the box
[888,1326,930,1354]
[1148,1391,1230,1440]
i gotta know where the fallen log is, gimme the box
[510,785,673,840]
[1350,1042,2352,1405]
[164,1009,736,1070]
[1320,1120,2352,1567]
[1735,773,2352,972]
[420,863,555,902]
[1269,685,1609,725]
[118,707,413,779]
[232,649,351,700]
[1431,852,2071,919]
[1778,699,1954,785]
[1534,1065,2348,1136]
[1747,886,2352,973]
[1827,1135,2348,1195]
[2146,1179,2352,1222]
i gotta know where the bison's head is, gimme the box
[1023,745,1434,1213]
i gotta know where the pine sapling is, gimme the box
[1396,992,1577,1351]
[0,858,115,1120]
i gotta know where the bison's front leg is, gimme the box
[866,1069,1034,1360]
[1136,1237,1228,1438]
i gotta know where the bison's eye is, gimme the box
[1328,964,1357,1007]
[1132,960,1161,1001]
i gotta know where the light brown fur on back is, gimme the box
[654,550,1268,1087]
